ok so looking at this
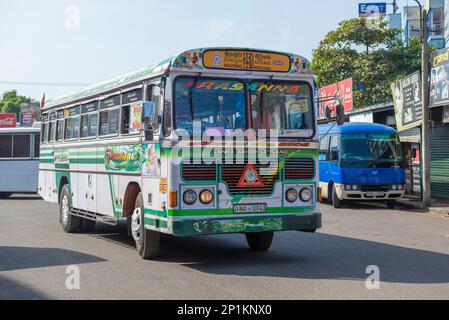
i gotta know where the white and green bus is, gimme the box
[39,48,321,259]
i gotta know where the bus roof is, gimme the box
[318,123,398,135]
[0,126,41,134]
[43,47,312,110]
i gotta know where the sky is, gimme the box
[0,0,415,101]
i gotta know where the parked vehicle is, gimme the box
[318,123,406,209]
[0,122,41,198]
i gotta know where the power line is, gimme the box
[0,80,91,87]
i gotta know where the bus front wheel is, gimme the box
[245,232,274,252]
[132,192,160,259]
[59,185,81,233]
[387,200,396,209]
[332,185,342,209]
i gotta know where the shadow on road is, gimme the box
[156,232,449,285]
[0,275,49,300]
[0,247,106,272]
[80,223,449,285]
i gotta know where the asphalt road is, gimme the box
[1,195,449,300]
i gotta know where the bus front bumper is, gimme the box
[170,213,322,237]
[335,184,405,201]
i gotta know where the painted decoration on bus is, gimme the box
[203,50,290,73]
[54,151,69,164]
[142,144,161,176]
[0,113,17,128]
[130,104,142,133]
[104,145,142,172]
[172,49,312,74]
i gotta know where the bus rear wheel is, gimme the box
[245,232,274,252]
[59,185,81,233]
[132,192,160,259]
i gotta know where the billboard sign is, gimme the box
[318,78,353,117]
[0,113,17,128]
[359,3,387,17]
[430,47,449,107]
[391,71,422,132]
[19,102,39,126]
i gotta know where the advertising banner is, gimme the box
[318,78,353,117]
[391,71,422,132]
[0,113,17,128]
[430,47,449,107]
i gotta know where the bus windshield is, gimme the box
[174,77,314,138]
[341,133,404,169]
[250,81,314,137]
[174,78,247,135]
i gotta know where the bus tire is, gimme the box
[387,200,396,209]
[59,185,81,233]
[245,232,274,252]
[79,219,96,233]
[332,185,342,209]
[133,192,160,259]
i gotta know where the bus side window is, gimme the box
[329,134,340,162]
[56,120,64,141]
[163,77,172,137]
[41,123,48,143]
[319,135,330,161]
[0,134,13,158]
[151,86,161,133]
[99,108,120,136]
[13,134,31,158]
[34,134,40,158]
[48,121,55,143]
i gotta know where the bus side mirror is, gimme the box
[336,104,345,126]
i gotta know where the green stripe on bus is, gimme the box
[144,217,168,229]
[168,206,315,217]
[144,208,167,218]
[69,158,104,164]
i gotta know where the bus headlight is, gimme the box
[183,190,197,205]
[345,185,352,191]
[392,185,398,190]
[352,185,358,190]
[199,190,214,205]
[286,188,298,203]
[398,184,404,190]
[299,188,313,202]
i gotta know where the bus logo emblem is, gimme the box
[237,162,265,188]
[212,52,222,66]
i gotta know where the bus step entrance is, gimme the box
[70,208,118,226]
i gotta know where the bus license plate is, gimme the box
[233,204,267,214]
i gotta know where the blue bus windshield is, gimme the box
[341,133,404,169]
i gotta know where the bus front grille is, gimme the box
[284,158,315,180]
[221,163,279,196]
[182,163,217,181]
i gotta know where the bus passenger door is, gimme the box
[319,135,331,198]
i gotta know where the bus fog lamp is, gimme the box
[199,190,214,205]
[183,190,197,205]
[299,188,312,202]
[286,188,299,203]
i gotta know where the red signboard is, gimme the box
[0,113,17,128]
[318,78,354,117]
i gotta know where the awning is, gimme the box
[399,127,421,143]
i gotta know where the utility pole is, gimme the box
[415,0,431,209]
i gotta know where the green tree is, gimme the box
[312,18,422,109]
[0,90,35,119]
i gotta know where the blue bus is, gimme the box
[318,123,405,209]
